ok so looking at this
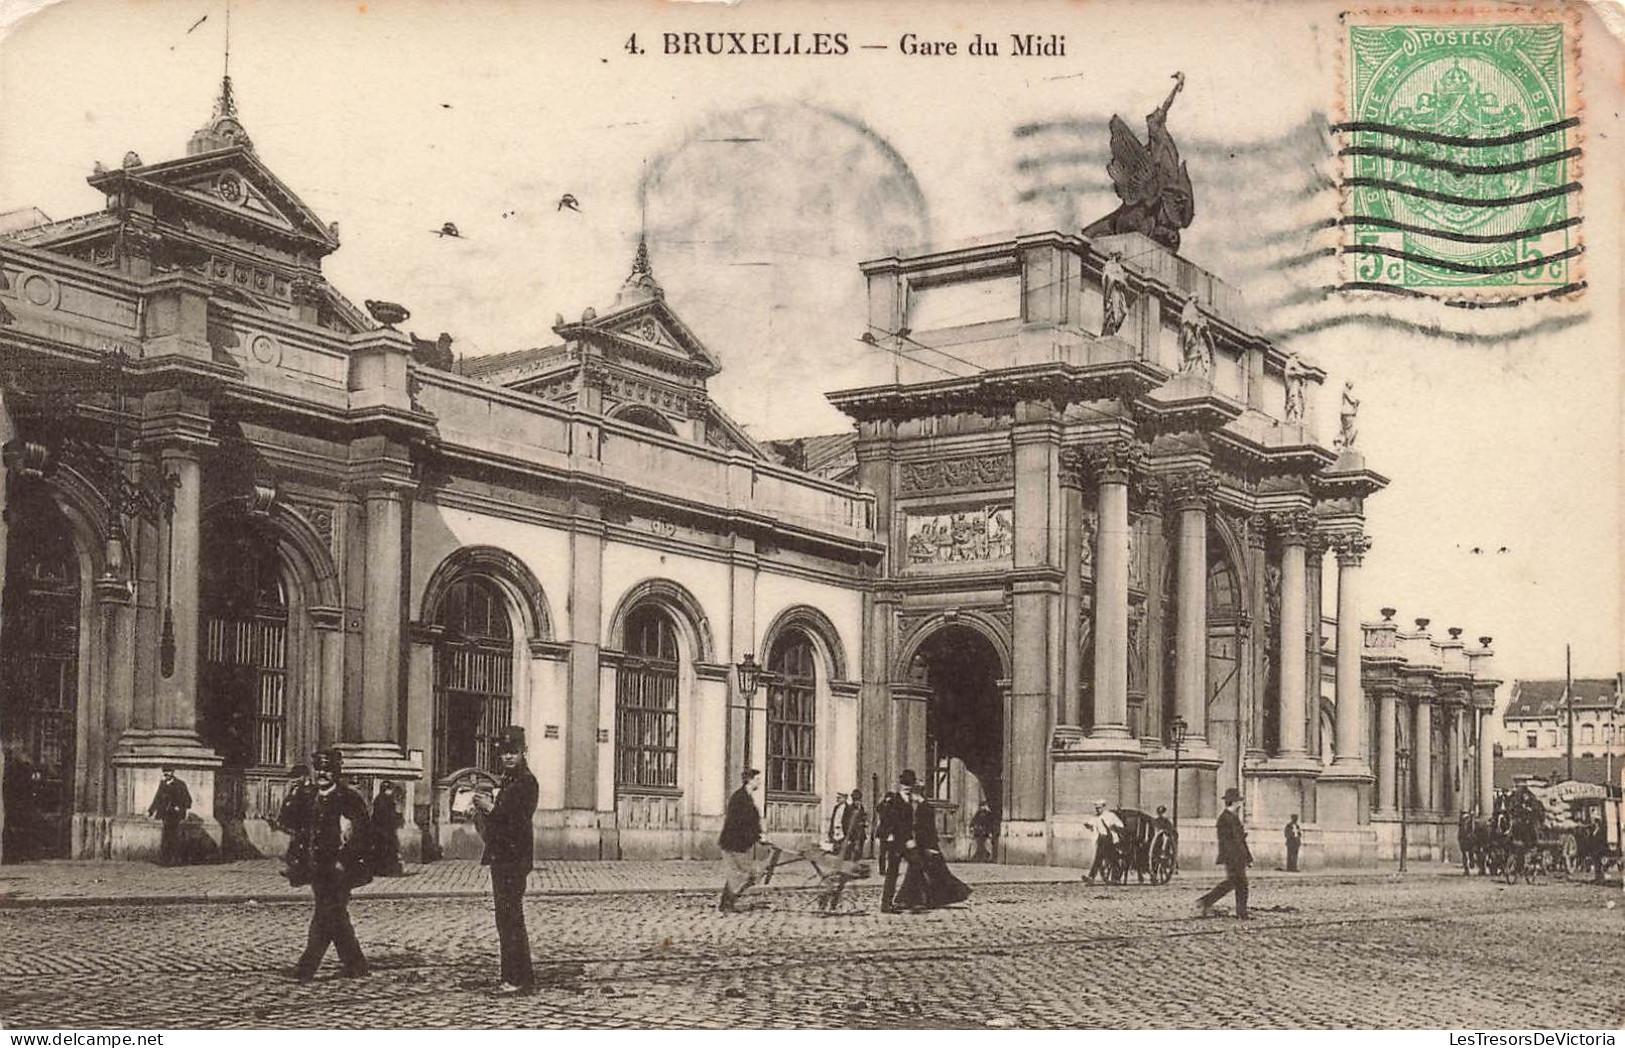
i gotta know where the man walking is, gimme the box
[874,775,914,913]
[474,727,538,995]
[1083,799,1125,884]
[718,768,768,913]
[285,748,372,981]
[146,766,192,867]
[1284,813,1303,872]
[1197,787,1252,919]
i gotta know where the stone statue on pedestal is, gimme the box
[1335,381,1360,449]
[1178,298,1213,376]
[1082,73,1196,253]
[1100,251,1130,338]
[1283,352,1309,424]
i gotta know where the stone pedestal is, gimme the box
[109,728,223,860]
[1316,770,1373,830]
[1247,754,1321,830]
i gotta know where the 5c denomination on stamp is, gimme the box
[1336,8,1583,301]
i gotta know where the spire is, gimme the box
[615,233,662,307]
[187,1,252,156]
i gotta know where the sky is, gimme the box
[1,0,1620,690]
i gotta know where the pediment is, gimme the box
[93,147,338,252]
[559,298,722,378]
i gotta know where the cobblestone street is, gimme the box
[0,864,1620,1029]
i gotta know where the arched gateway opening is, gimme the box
[908,625,1005,853]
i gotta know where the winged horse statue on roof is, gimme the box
[1082,72,1195,254]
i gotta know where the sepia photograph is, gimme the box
[0,0,1620,1033]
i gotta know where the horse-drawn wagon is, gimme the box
[1098,808,1178,885]
[1466,780,1622,884]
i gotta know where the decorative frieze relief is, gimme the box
[897,453,1012,495]
[903,503,1014,565]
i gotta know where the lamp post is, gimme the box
[735,653,762,774]
[1397,746,1411,875]
[1170,715,1188,873]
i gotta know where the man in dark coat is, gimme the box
[146,766,192,866]
[1284,813,1303,872]
[840,788,868,861]
[718,768,767,912]
[873,776,914,914]
[372,780,404,878]
[1197,787,1252,919]
[474,728,538,994]
[285,748,372,981]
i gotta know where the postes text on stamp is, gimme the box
[1338,9,1582,299]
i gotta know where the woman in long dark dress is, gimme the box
[893,786,971,911]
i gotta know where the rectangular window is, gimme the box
[1581,723,1595,745]
[434,644,514,775]
[615,661,679,789]
[1526,733,1538,749]
[767,676,816,795]
[1545,730,1558,749]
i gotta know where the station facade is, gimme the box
[0,86,1500,868]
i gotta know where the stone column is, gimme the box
[1059,465,1085,728]
[1008,404,1061,834]
[1244,518,1269,760]
[1476,706,1495,815]
[1413,696,1433,814]
[1376,687,1397,811]
[563,517,605,857]
[1331,534,1372,771]
[155,446,202,728]
[1273,510,1313,759]
[359,485,407,743]
[1169,471,1217,746]
[110,394,223,859]
[1052,439,1142,830]
[1089,443,1136,740]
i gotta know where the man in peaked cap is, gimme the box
[286,747,373,981]
[473,726,538,994]
[1197,786,1253,919]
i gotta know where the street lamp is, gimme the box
[1397,746,1411,875]
[1170,715,1188,873]
[735,654,762,773]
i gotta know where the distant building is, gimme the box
[1496,676,1624,786]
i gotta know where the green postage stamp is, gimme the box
[1340,8,1583,298]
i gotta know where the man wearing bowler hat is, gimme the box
[1197,786,1252,919]
[874,771,920,914]
[473,726,538,994]
[285,748,372,981]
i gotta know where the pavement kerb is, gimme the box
[0,864,1467,910]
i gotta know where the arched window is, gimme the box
[201,526,289,769]
[767,633,816,795]
[616,606,679,789]
[617,405,678,435]
[434,577,514,775]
